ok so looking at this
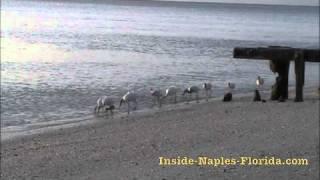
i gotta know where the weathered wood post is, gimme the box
[269,58,290,101]
[294,50,305,102]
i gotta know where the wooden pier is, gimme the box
[233,46,320,102]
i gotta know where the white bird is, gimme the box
[203,83,213,101]
[183,86,200,103]
[256,76,264,89]
[150,88,162,107]
[120,91,137,114]
[255,76,266,102]
[162,86,178,104]
[94,96,115,115]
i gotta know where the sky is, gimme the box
[161,0,319,6]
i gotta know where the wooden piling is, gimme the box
[294,50,305,102]
[270,59,290,101]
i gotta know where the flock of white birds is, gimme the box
[94,76,264,115]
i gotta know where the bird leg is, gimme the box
[134,100,137,110]
[152,97,156,107]
[205,90,208,102]
[158,96,162,108]
[162,96,167,104]
[196,93,199,103]
[110,109,114,118]
[155,97,158,107]
[187,94,191,103]
[127,103,130,114]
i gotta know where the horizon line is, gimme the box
[153,0,319,7]
[11,0,320,7]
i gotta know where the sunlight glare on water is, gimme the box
[1,38,71,63]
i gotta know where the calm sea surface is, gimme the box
[1,0,319,128]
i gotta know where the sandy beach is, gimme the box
[1,87,319,180]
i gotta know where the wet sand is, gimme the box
[1,88,319,180]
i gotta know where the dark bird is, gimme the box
[223,92,232,102]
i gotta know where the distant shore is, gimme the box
[1,87,319,179]
[12,0,319,8]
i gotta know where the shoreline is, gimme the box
[1,86,319,179]
[1,86,318,141]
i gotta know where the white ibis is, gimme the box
[94,96,115,115]
[256,76,264,89]
[254,76,266,102]
[162,86,178,104]
[183,86,200,103]
[203,82,213,101]
[120,91,138,114]
[150,88,162,107]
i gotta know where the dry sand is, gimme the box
[1,88,319,180]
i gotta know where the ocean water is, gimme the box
[1,0,319,128]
